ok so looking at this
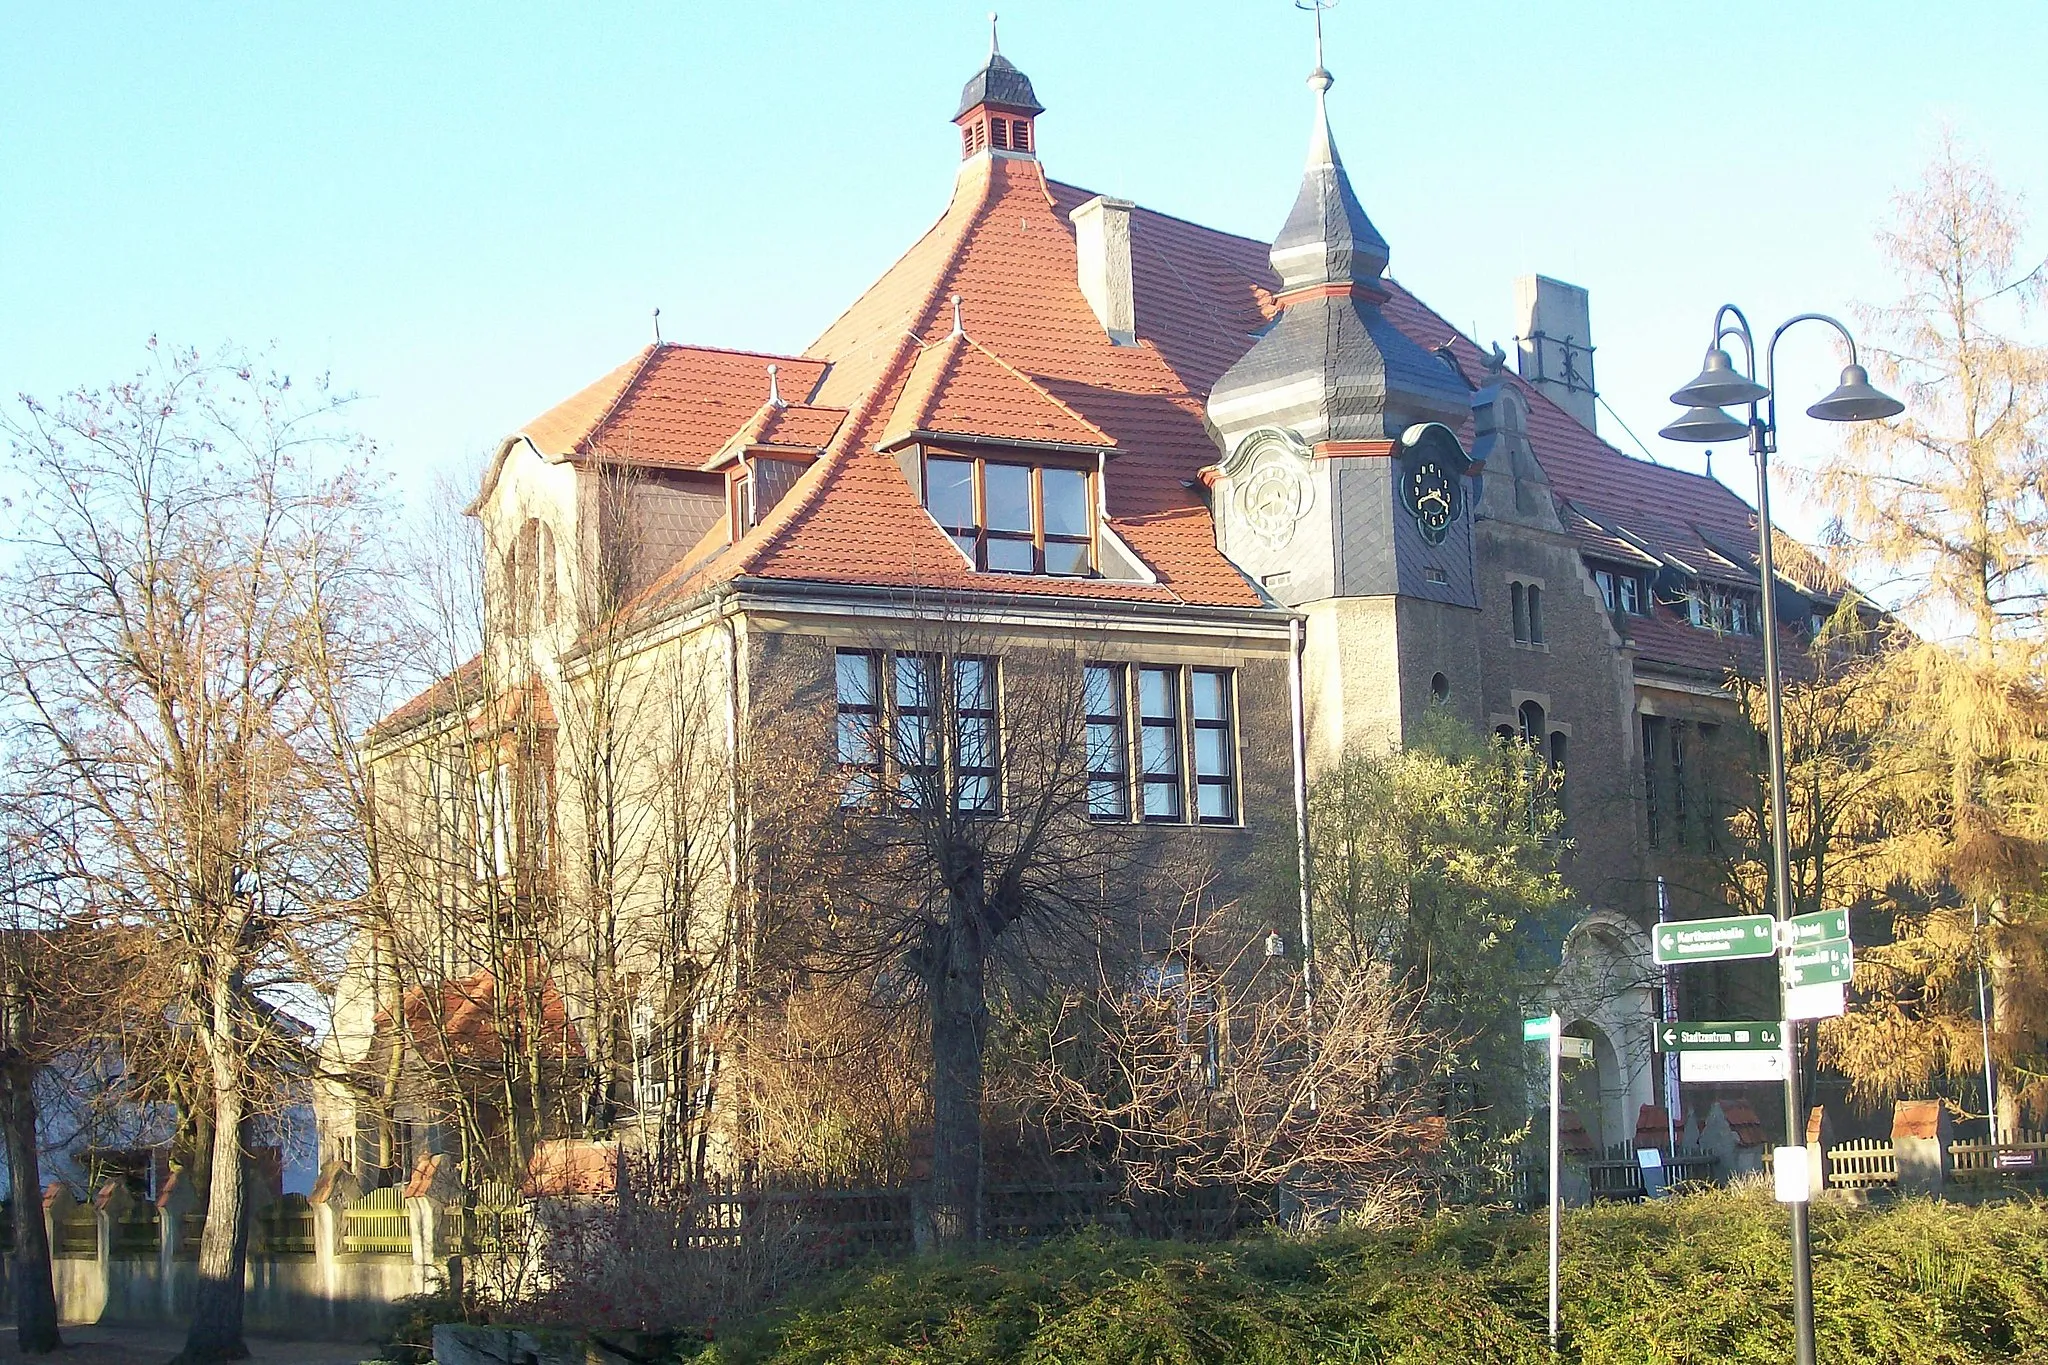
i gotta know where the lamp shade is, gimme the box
[1805,364,1903,422]
[1671,347,1770,408]
[1658,405,1751,444]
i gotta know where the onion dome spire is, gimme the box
[1271,59,1390,291]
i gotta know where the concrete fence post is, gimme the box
[93,1180,133,1266]
[1806,1106,1834,1199]
[40,1181,71,1267]
[404,1151,463,1293]
[1893,1099,1951,1195]
[155,1171,199,1319]
[308,1158,363,1318]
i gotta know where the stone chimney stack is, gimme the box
[1515,274,1597,432]
[1069,196,1137,346]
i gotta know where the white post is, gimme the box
[1548,1009,1561,1354]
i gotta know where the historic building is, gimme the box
[330,32,1861,1173]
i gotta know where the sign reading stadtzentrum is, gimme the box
[1653,913,1777,966]
[1656,1020,1785,1053]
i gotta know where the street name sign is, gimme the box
[1680,1048,1789,1084]
[1656,1021,1783,1053]
[1786,941,1854,988]
[1523,1015,1557,1042]
[1559,1035,1595,1062]
[1785,908,1850,949]
[1653,914,1777,966]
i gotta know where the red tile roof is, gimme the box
[389,965,581,1066]
[879,331,1117,451]
[519,343,829,468]
[489,133,1810,681]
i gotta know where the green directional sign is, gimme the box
[1786,908,1850,948]
[1656,1020,1784,1053]
[1786,941,1853,988]
[1653,913,1777,966]
[1523,1015,1557,1042]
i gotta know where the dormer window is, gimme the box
[1593,566,1645,615]
[1688,583,1759,635]
[924,453,1095,576]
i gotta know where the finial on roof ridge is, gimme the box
[766,364,787,409]
[989,11,1000,56]
[950,294,965,339]
[1296,0,1338,166]
[652,307,662,344]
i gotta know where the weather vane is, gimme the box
[1295,0,1336,72]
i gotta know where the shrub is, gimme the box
[679,1190,2048,1364]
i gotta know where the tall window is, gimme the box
[1191,669,1236,823]
[953,656,999,814]
[923,454,1094,577]
[1510,580,1543,644]
[893,654,940,806]
[1641,715,1664,847]
[836,651,882,808]
[1085,664,1129,820]
[1138,666,1183,821]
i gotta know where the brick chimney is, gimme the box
[1515,274,1597,432]
[1070,195,1137,346]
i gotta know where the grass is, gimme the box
[676,1190,2048,1364]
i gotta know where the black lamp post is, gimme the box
[1659,307,1901,1365]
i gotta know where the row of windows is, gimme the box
[924,454,1095,577]
[835,651,1000,813]
[1085,663,1236,824]
[832,651,1238,825]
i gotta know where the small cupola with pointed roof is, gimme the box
[955,16,1042,160]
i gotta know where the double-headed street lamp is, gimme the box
[1659,307,1901,1365]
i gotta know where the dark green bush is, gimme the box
[680,1190,2048,1364]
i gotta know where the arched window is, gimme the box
[1527,585,1545,644]
[536,522,558,626]
[1511,582,1528,643]
[1518,700,1545,744]
[1430,672,1449,702]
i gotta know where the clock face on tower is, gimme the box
[1403,458,1461,545]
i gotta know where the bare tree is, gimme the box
[0,343,400,1363]
[1014,882,1450,1221]
[801,603,1130,1246]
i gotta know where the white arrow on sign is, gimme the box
[1680,1049,1788,1084]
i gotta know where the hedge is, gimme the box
[680,1190,2048,1364]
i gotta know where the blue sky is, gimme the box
[5,2,2044,530]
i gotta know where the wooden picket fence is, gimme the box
[1949,1128,2048,1182]
[1825,1137,1898,1189]
[341,1185,411,1254]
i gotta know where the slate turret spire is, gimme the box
[1206,13,1469,453]
[1271,56,1390,294]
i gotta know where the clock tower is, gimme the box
[1205,55,1485,758]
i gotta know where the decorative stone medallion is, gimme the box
[1230,428,1315,549]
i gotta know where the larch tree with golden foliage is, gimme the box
[1804,136,2048,1131]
